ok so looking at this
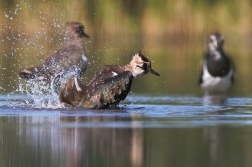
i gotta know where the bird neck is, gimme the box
[208,45,223,52]
[125,64,133,72]
[66,37,84,48]
[125,64,141,78]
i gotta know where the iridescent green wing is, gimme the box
[84,71,133,109]
[87,65,125,86]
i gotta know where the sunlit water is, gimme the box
[2,94,252,119]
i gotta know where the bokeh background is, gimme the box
[1,0,252,96]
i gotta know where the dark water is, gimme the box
[1,94,252,167]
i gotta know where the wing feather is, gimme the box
[19,45,87,81]
[84,71,133,109]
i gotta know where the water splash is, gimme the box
[16,66,86,109]
[16,78,61,109]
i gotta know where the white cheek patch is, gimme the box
[112,71,118,76]
[132,66,144,78]
[209,35,218,50]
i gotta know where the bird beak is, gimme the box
[149,68,160,76]
[82,32,89,38]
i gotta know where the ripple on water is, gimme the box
[1,94,252,118]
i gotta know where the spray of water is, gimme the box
[16,65,88,109]
[16,77,61,109]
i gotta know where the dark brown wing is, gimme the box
[83,71,133,109]
[87,65,126,85]
[42,45,86,74]
[19,45,87,81]
[85,65,128,97]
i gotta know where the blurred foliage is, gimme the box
[0,0,252,96]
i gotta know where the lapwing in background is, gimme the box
[199,32,234,95]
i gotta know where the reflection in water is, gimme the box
[202,94,227,106]
[1,113,252,167]
[61,116,132,167]
[65,120,82,167]
[203,126,220,166]
[131,125,143,167]
[1,116,144,167]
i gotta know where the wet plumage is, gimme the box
[199,32,234,95]
[19,22,89,93]
[59,52,160,109]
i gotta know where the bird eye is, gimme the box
[142,63,147,68]
[136,63,148,70]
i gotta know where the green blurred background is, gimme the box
[0,0,252,96]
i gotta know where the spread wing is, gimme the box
[84,71,133,109]
[42,46,87,74]
[19,45,87,81]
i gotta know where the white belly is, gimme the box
[200,64,233,94]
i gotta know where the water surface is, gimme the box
[1,94,252,167]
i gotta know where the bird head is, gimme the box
[129,50,160,78]
[66,22,89,39]
[207,32,224,51]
